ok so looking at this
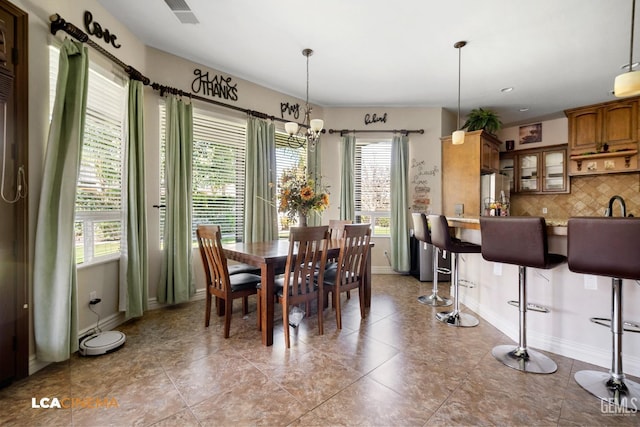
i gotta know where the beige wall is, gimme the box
[321,107,446,272]
[16,0,449,370]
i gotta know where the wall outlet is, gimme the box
[542,207,548,214]
[89,291,97,301]
[454,203,464,216]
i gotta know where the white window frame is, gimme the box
[49,46,127,266]
[355,139,392,237]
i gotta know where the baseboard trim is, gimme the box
[462,294,640,378]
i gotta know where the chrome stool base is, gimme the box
[575,370,640,410]
[492,344,557,374]
[417,293,452,307]
[436,310,478,327]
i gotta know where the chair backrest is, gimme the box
[283,226,330,299]
[428,214,453,251]
[411,212,431,244]
[480,216,549,268]
[335,224,372,286]
[328,219,352,240]
[568,217,640,280]
[196,225,231,295]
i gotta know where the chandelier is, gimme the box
[285,48,324,151]
[614,0,640,97]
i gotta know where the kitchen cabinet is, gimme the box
[565,97,639,155]
[442,130,503,217]
[500,144,569,194]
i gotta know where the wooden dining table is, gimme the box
[223,238,373,346]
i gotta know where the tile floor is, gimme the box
[1,274,639,426]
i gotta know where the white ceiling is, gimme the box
[97,0,635,126]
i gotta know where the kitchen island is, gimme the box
[442,216,640,376]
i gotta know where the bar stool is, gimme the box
[568,217,640,408]
[480,217,565,374]
[411,213,452,307]
[429,214,481,327]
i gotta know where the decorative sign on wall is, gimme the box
[410,158,439,213]
[83,11,121,49]
[191,69,238,101]
[364,112,387,125]
[280,102,301,120]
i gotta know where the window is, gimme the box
[355,140,391,236]
[275,132,306,234]
[160,107,246,244]
[49,47,127,265]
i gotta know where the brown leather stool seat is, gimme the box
[429,214,481,327]
[412,213,452,307]
[480,217,565,374]
[568,217,640,408]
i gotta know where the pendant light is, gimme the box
[615,0,640,97]
[285,48,324,151]
[452,41,467,145]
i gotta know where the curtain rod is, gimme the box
[328,129,424,136]
[48,13,302,126]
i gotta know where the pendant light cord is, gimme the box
[630,0,636,72]
[457,45,461,130]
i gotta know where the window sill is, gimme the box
[77,253,120,270]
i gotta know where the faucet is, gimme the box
[605,195,627,217]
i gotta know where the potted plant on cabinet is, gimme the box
[462,107,503,135]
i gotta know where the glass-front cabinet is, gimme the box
[543,150,567,192]
[519,153,538,192]
[502,144,569,194]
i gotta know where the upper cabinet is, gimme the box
[441,130,503,217]
[565,97,639,175]
[503,144,569,194]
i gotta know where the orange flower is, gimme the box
[300,186,314,200]
[321,193,329,206]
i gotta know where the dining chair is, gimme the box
[196,225,261,338]
[322,223,371,329]
[275,225,330,348]
[325,220,353,299]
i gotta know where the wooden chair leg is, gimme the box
[242,296,249,315]
[224,298,232,338]
[346,290,351,300]
[359,286,366,319]
[335,289,342,330]
[318,294,324,335]
[283,303,290,348]
[205,289,212,327]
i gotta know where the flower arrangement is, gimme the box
[278,165,329,225]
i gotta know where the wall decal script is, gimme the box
[191,69,238,101]
[364,113,387,125]
[280,102,301,120]
[83,11,121,49]
[410,158,439,213]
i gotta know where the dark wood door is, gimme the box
[0,0,28,387]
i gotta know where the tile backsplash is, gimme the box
[510,173,640,218]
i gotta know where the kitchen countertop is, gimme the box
[446,216,568,235]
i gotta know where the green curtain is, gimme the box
[158,96,194,304]
[244,117,277,242]
[306,136,322,226]
[119,79,148,318]
[33,39,88,362]
[390,134,410,273]
[339,135,355,221]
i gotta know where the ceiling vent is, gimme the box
[164,0,199,24]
